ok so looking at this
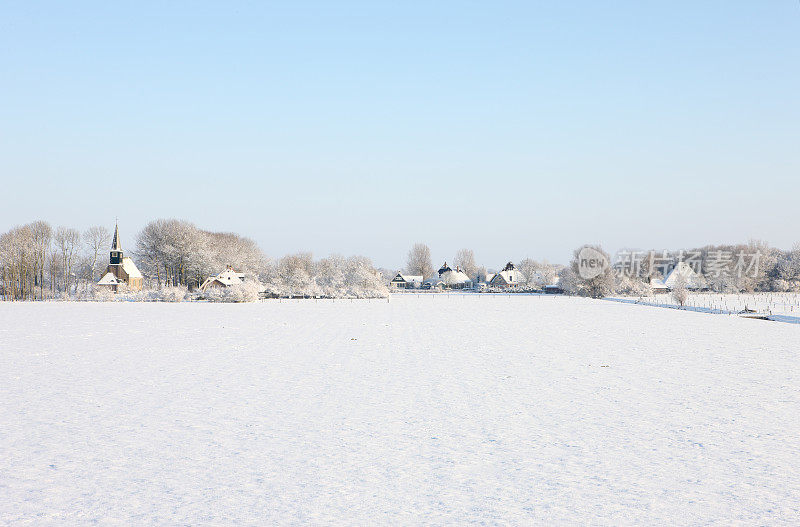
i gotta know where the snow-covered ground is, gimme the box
[609,292,800,322]
[2,296,799,525]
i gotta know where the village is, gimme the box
[1,220,779,303]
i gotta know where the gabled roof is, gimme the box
[663,261,702,289]
[491,269,524,285]
[441,269,471,285]
[200,268,245,290]
[121,257,143,279]
[215,268,245,285]
[392,273,423,283]
[98,272,120,285]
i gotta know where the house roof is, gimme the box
[663,261,701,289]
[98,272,120,285]
[441,269,471,285]
[121,257,143,279]
[491,269,524,285]
[393,273,423,283]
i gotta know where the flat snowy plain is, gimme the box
[2,295,799,525]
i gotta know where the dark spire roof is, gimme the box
[111,222,122,252]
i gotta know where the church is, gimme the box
[97,223,143,292]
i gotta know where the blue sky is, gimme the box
[1,1,798,268]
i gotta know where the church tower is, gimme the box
[97,222,144,292]
[110,222,123,265]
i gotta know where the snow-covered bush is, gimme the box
[614,275,653,297]
[150,286,188,302]
[205,281,262,303]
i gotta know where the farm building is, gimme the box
[200,267,246,291]
[663,261,703,290]
[390,273,423,289]
[440,267,473,290]
[490,262,524,288]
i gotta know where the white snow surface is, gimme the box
[2,296,799,525]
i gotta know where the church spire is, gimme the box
[111,221,122,252]
[110,221,123,265]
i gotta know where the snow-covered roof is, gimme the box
[214,268,245,285]
[650,280,669,290]
[491,269,524,286]
[98,272,120,285]
[121,257,142,279]
[663,262,701,289]
[441,269,471,285]
[200,268,245,290]
[393,273,423,283]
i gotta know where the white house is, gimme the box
[200,267,246,291]
[390,273,423,289]
[490,262,524,288]
[440,268,473,289]
[663,261,703,290]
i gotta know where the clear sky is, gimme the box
[1,1,798,269]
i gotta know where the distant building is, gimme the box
[662,261,703,290]
[437,262,452,277]
[97,223,143,292]
[200,266,246,291]
[490,262,524,288]
[390,273,423,289]
[440,267,473,289]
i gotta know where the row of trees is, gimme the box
[559,241,800,298]
[0,218,389,300]
[0,221,112,300]
[263,253,387,298]
[135,219,266,289]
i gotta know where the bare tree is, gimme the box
[30,221,52,299]
[672,274,689,307]
[570,244,615,298]
[83,225,111,284]
[454,248,477,277]
[406,243,433,278]
[54,227,80,294]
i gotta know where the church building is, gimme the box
[97,223,143,292]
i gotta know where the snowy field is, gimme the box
[2,296,799,525]
[609,292,800,322]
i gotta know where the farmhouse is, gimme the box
[663,261,703,290]
[97,223,143,292]
[200,267,246,291]
[440,267,473,290]
[391,273,423,289]
[490,262,524,288]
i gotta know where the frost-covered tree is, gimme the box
[558,266,579,295]
[135,219,268,288]
[453,249,478,278]
[672,274,689,306]
[83,225,111,284]
[272,252,316,297]
[30,221,52,299]
[570,245,615,298]
[517,258,558,288]
[53,226,80,294]
[406,243,433,279]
